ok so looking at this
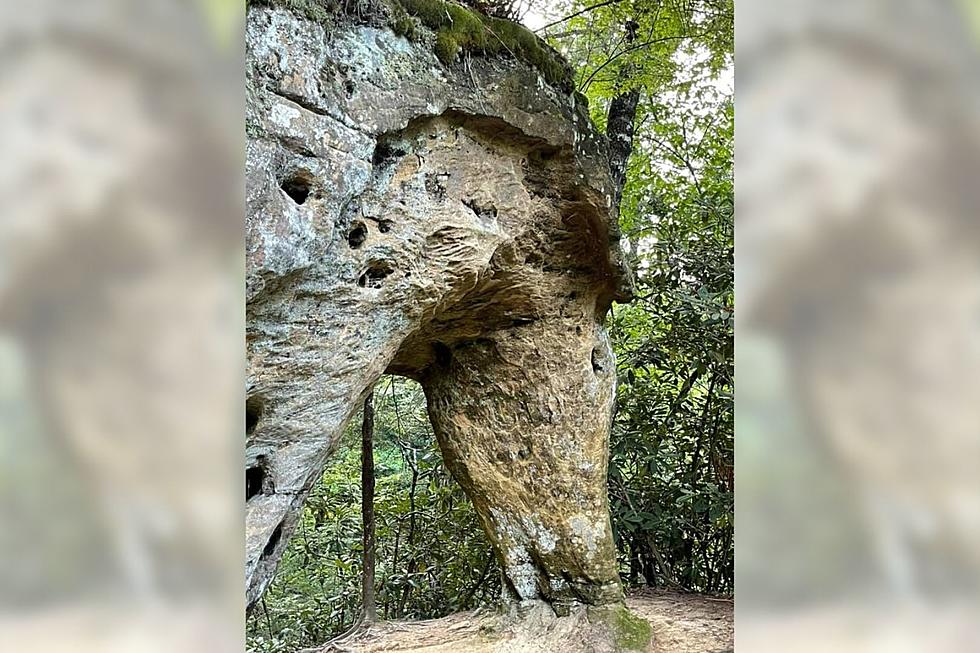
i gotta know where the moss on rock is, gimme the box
[434,30,461,62]
[249,0,574,90]
[389,0,420,39]
[395,0,572,88]
[588,603,653,652]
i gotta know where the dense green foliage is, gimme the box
[247,1,732,650]
[248,380,497,652]
[606,89,733,592]
[542,0,733,594]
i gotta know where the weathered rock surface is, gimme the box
[245,0,633,618]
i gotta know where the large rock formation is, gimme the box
[245,0,634,619]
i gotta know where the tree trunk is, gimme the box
[607,88,640,207]
[361,391,378,623]
[606,18,642,208]
[629,535,640,586]
[396,463,419,617]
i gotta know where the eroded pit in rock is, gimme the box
[245,395,263,435]
[591,347,604,373]
[358,260,395,288]
[262,523,283,558]
[246,461,266,501]
[347,221,368,248]
[280,171,312,205]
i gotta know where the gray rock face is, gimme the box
[245,4,632,612]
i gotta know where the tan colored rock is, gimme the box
[245,1,633,618]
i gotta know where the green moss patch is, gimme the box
[388,0,420,39]
[588,603,653,652]
[394,0,572,89]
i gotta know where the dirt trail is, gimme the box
[628,589,733,653]
[315,590,733,653]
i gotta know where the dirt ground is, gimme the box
[627,589,733,653]
[314,589,733,653]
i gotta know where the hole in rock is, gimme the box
[246,396,264,435]
[378,220,394,233]
[591,348,604,373]
[257,375,499,616]
[372,141,407,166]
[538,147,559,162]
[425,173,449,197]
[462,198,498,221]
[263,523,283,558]
[347,221,367,248]
[246,461,266,501]
[358,260,394,288]
[281,172,312,205]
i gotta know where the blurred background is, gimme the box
[0,0,243,650]
[737,0,980,650]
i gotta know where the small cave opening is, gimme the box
[347,221,368,249]
[358,260,394,289]
[280,172,312,205]
[246,396,264,435]
[377,219,394,234]
[262,523,283,558]
[246,461,266,501]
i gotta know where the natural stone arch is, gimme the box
[245,3,633,616]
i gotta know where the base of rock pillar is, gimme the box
[488,601,651,653]
[308,600,654,652]
[583,603,655,652]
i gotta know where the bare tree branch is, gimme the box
[535,0,627,33]
[580,32,706,92]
